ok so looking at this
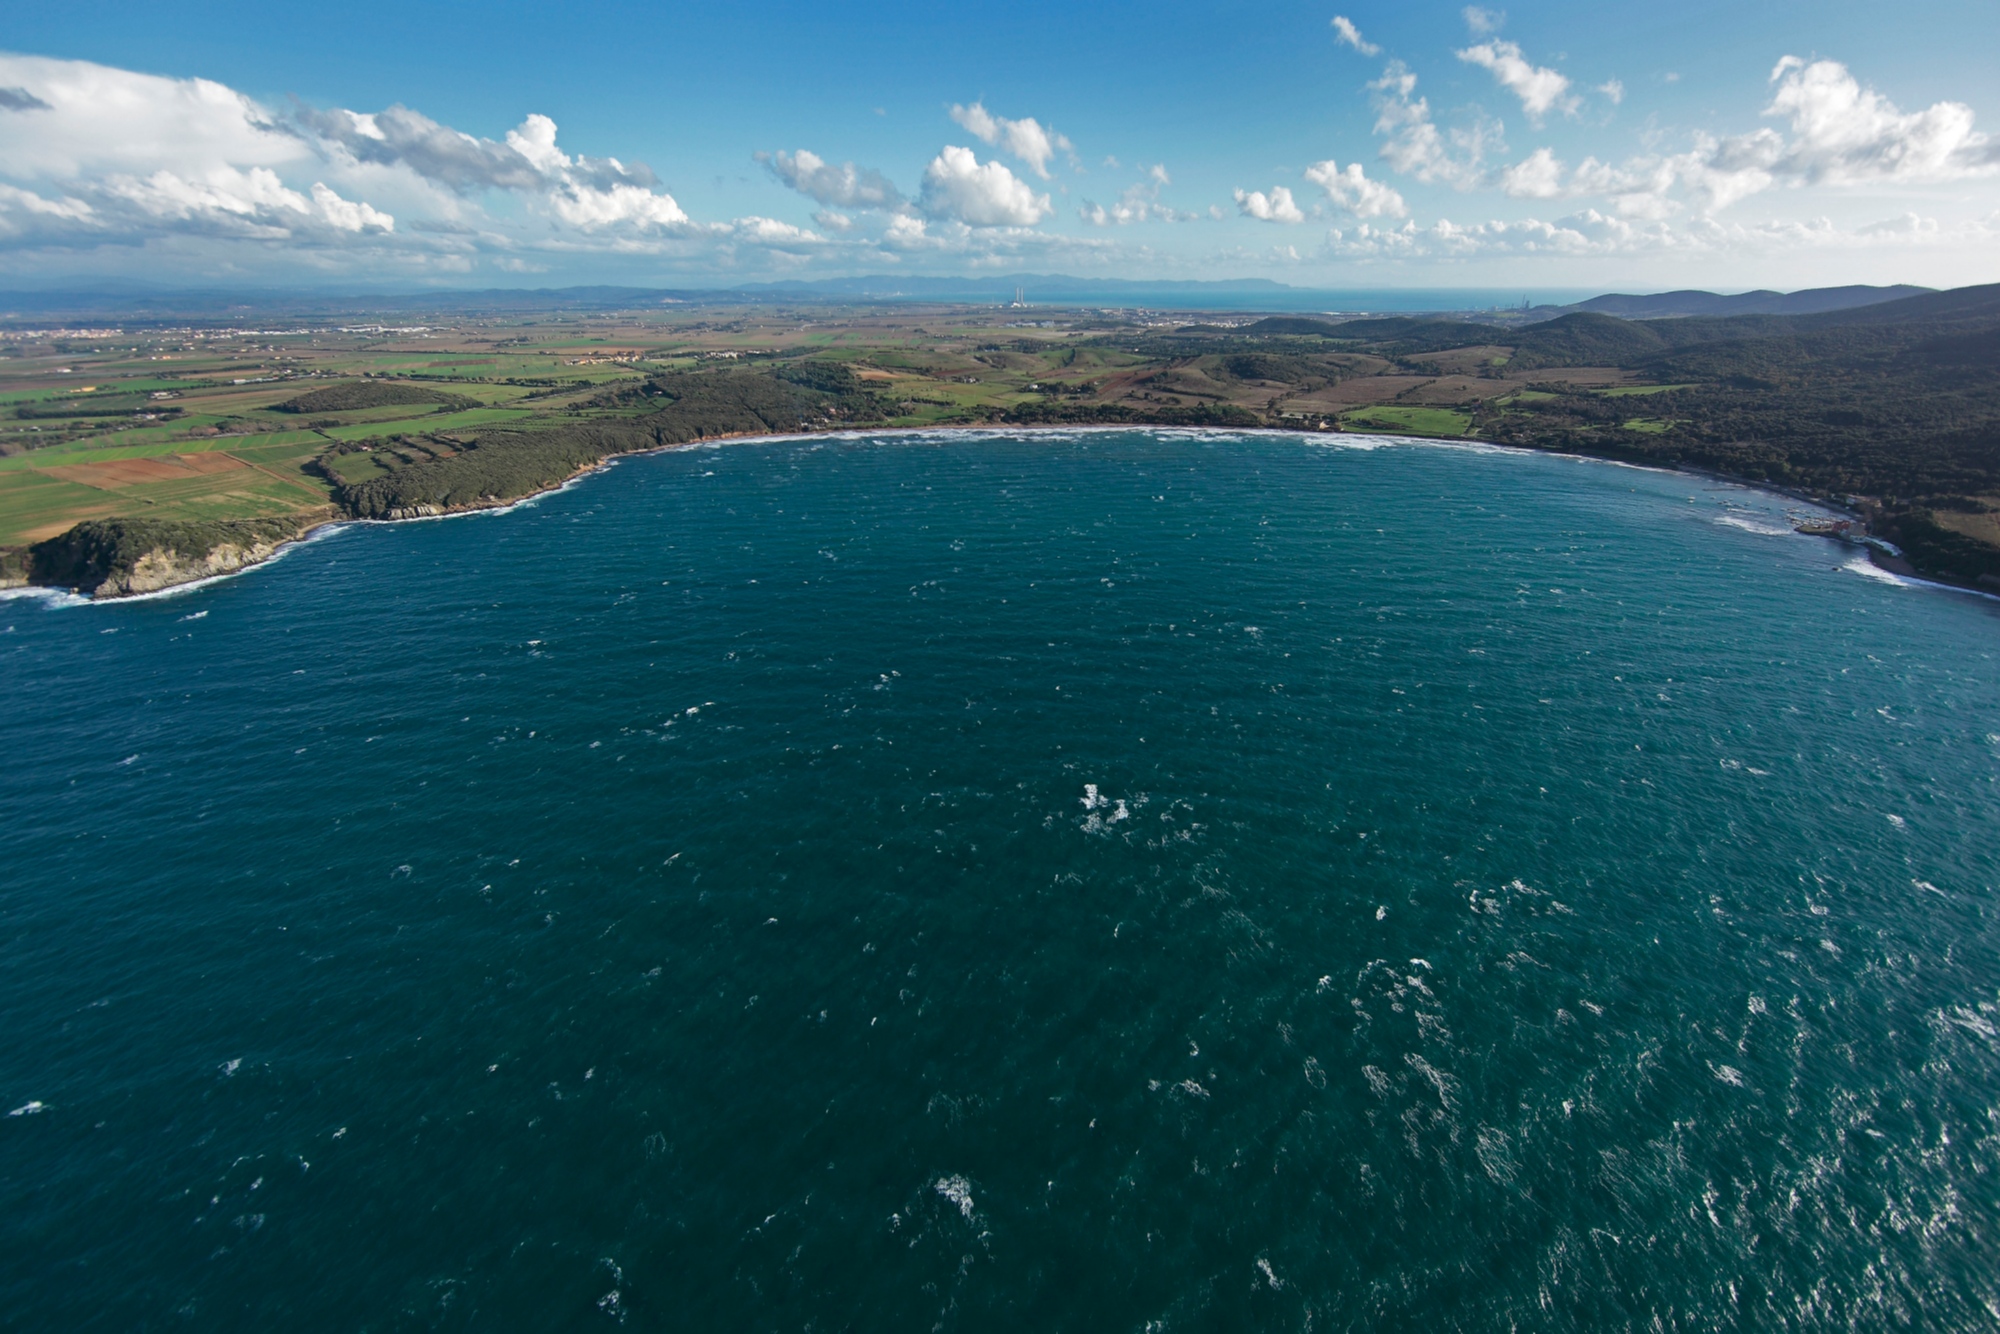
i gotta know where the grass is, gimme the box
[1621,418,1681,434]
[0,472,123,544]
[0,449,332,544]
[1599,384,1697,397]
[1340,405,1473,438]
[315,407,533,441]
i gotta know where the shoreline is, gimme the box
[8,423,1992,605]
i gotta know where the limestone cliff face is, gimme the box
[90,535,293,597]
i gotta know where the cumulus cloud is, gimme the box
[0,53,400,247]
[0,50,700,260]
[730,215,822,246]
[1370,63,1493,187]
[1762,55,1997,184]
[301,104,546,191]
[1303,159,1407,217]
[1488,57,2000,224]
[0,53,303,180]
[1326,205,2000,261]
[920,145,1052,226]
[1078,165,1201,225]
[1234,185,1305,223]
[948,102,1073,179]
[500,114,687,227]
[1498,146,1566,198]
[1462,6,1504,34]
[1331,16,1379,56]
[1456,40,1578,122]
[1598,79,1625,105]
[757,149,906,210]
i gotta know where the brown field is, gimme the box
[40,451,253,489]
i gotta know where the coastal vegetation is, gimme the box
[3,282,1997,594]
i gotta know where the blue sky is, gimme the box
[2,0,1997,291]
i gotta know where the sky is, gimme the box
[2,0,1998,294]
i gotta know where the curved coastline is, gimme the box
[8,424,1979,605]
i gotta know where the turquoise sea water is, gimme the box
[3,429,1998,1330]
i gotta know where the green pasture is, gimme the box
[1340,406,1473,438]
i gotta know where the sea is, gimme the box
[3,429,1996,1330]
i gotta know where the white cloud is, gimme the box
[758,149,905,210]
[1457,40,1578,122]
[730,215,822,246]
[1763,56,1997,184]
[882,213,934,248]
[948,102,1073,179]
[813,208,854,232]
[500,114,687,228]
[309,181,395,232]
[1370,63,1492,187]
[1078,167,1201,225]
[1324,205,2000,263]
[303,106,541,192]
[1234,185,1305,223]
[1498,147,1566,199]
[1331,16,1379,56]
[0,50,731,277]
[0,54,397,248]
[1598,79,1625,105]
[1431,54,1995,224]
[0,52,301,179]
[1462,6,1504,34]
[1303,159,1407,217]
[920,145,1052,226]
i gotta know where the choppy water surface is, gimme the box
[4,430,1998,1330]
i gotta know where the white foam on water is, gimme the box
[1843,555,1909,586]
[933,1174,976,1220]
[1714,513,1794,537]
[8,1101,45,1116]
[0,585,91,609]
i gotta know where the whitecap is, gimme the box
[934,1174,976,1219]
[1843,556,1908,586]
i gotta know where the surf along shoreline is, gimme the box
[0,424,1955,605]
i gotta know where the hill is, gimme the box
[1567,285,1933,319]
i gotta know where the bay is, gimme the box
[3,429,1997,1329]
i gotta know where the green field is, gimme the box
[1340,406,1474,438]
[1598,384,1697,397]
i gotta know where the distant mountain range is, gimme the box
[0,276,1520,318]
[0,278,1944,321]
[1556,285,1933,319]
